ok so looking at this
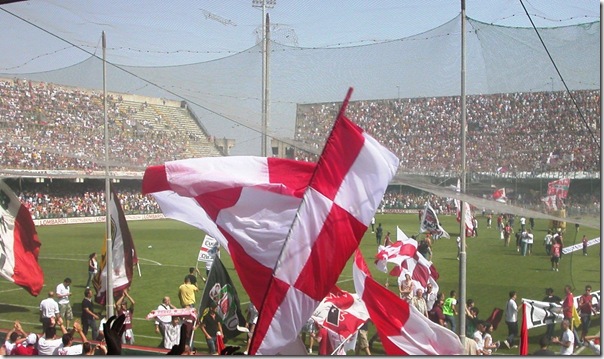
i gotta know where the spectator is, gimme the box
[533,336,556,356]
[443,290,458,333]
[39,291,60,331]
[154,296,177,347]
[163,316,182,350]
[578,285,596,344]
[551,319,575,355]
[503,290,518,349]
[37,317,69,355]
[81,288,99,340]
[11,333,39,356]
[56,278,73,329]
[542,288,561,340]
[86,253,97,289]
[200,303,222,355]
[178,277,199,308]
[115,289,135,344]
[57,321,88,355]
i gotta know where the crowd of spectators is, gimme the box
[0,78,211,171]
[295,90,600,173]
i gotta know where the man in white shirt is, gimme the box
[503,291,518,349]
[57,321,89,355]
[56,278,73,329]
[37,317,69,355]
[155,296,177,347]
[552,319,574,355]
[472,321,486,355]
[39,291,60,331]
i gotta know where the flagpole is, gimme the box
[458,0,468,342]
[103,31,114,317]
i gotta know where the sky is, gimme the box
[0,0,599,72]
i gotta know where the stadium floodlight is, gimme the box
[252,0,276,157]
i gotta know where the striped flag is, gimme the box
[0,180,44,296]
[143,88,399,355]
[93,189,138,305]
[419,202,450,239]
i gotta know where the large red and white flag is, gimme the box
[547,178,570,199]
[541,195,558,211]
[311,286,369,354]
[353,250,463,355]
[142,88,399,355]
[419,202,449,239]
[0,180,44,296]
[93,189,138,305]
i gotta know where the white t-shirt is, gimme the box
[560,328,574,355]
[3,341,17,355]
[56,283,71,305]
[37,337,64,355]
[40,297,60,318]
[505,299,517,322]
[473,330,484,352]
[526,233,534,244]
[57,344,83,355]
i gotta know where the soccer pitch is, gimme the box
[0,214,600,355]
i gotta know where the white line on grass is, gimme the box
[137,257,162,266]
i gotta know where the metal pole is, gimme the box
[103,31,114,317]
[458,0,467,343]
[260,3,267,156]
[265,13,271,157]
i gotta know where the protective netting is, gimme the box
[0,11,599,228]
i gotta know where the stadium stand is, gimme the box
[0,78,223,172]
[295,90,600,174]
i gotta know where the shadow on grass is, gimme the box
[0,303,30,314]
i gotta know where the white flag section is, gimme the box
[311,287,369,354]
[197,234,219,263]
[353,251,463,355]
[562,237,600,255]
[0,180,44,296]
[143,88,399,355]
[522,290,600,329]
[419,202,450,239]
[93,190,137,305]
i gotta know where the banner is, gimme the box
[562,237,600,255]
[197,235,219,263]
[419,202,450,239]
[146,307,197,320]
[522,290,600,330]
[199,257,246,340]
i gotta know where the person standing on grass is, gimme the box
[85,253,97,289]
[200,303,223,355]
[56,278,74,329]
[115,289,135,344]
[582,235,588,255]
[40,291,60,331]
[442,290,458,333]
[375,223,383,246]
[178,277,199,308]
[155,296,177,347]
[551,237,561,271]
[542,288,561,340]
[544,230,553,255]
[551,319,574,355]
[81,288,99,341]
[578,285,596,344]
[503,290,518,349]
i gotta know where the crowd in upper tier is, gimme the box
[295,90,600,173]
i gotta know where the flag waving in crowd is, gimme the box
[0,180,44,296]
[492,187,507,203]
[547,178,570,198]
[143,88,399,355]
[419,202,450,239]
[353,250,463,355]
[93,188,138,305]
[199,256,246,340]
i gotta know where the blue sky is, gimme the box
[0,0,599,71]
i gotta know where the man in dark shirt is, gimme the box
[200,303,222,355]
[185,267,201,288]
[542,288,561,340]
[533,336,555,356]
[81,288,99,340]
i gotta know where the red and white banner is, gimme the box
[312,286,369,354]
[93,189,138,305]
[375,227,439,294]
[353,251,463,355]
[541,195,558,211]
[454,179,474,234]
[145,307,197,320]
[143,88,399,355]
[547,178,570,199]
[197,234,218,263]
[0,180,44,296]
[493,187,507,203]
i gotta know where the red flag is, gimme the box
[493,188,507,203]
[519,302,529,355]
[93,189,137,305]
[353,251,463,355]
[0,180,44,296]
[142,88,399,355]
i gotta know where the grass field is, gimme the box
[0,213,600,355]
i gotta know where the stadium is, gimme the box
[0,0,600,356]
